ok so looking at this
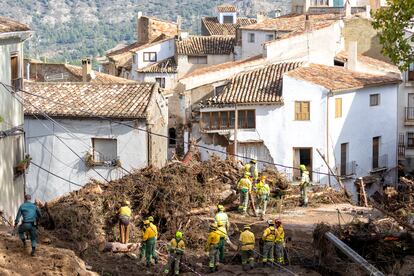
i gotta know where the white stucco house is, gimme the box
[24,82,168,202]
[0,17,32,219]
[196,62,400,200]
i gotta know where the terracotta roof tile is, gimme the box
[204,62,302,105]
[137,57,177,73]
[287,64,401,92]
[176,36,235,55]
[202,16,257,36]
[0,17,30,34]
[217,4,237,13]
[24,82,156,119]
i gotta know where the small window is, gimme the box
[265,34,274,41]
[407,133,414,148]
[92,138,117,163]
[223,15,234,24]
[155,77,166,88]
[168,128,176,146]
[295,101,310,120]
[408,63,414,81]
[248,33,255,43]
[188,56,207,64]
[370,94,380,106]
[335,98,342,118]
[143,52,157,62]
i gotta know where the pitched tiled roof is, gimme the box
[202,17,257,36]
[137,57,177,73]
[287,64,401,92]
[24,82,157,119]
[181,55,263,79]
[204,62,302,106]
[240,13,339,32]
[217,4,237,13]
[27,62,136,83]
[176,36,235,55]
[334,51,400,75]
[0,17,30,33]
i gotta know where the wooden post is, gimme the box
[234,104,238,162]
[358,177,368,207]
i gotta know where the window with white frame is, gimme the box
[155,77,166,88]
[248,33,255,43]
[92,138,117,163]
[223,15,234,24]
[265,34,274,41]
[143,52,157,62]
[188,55,207,64]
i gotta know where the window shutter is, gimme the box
[335,98,342,118]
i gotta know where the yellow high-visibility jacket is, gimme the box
[205,230,221,251]
[256,181,270,195]
[143,223,157,241]
[244,164,258,180]
[217,225,227,238]
[169,238,185,254]
[239,230,255,251]
[118,206,132,217]
[262,226,276,242]
[301,171,310,186]
[215,211,230,230]
[237,178,252,192]
[275,225,285,243]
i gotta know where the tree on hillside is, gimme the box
[372,0,414,71]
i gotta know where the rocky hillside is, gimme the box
[0,0,292,62]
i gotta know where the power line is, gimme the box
[31,161,82,187]
[1,82,334,178]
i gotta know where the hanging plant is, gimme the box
[15,154,32,175]
[84,152,95,168]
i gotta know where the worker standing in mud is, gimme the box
[261,220,276,266]
[139,222,147,260]
[274,219,285,265]
[255,175,270,219]
[216,221,227,262]
[215,205,229,231]
[239,224,255,270]
[143,219,158,268]
[244,159,258,183]
[14,194,41,256]
[118,200,132,244]
[205,223,221,273]
[300,164,310,207]
[164,231,185,275]
[237,173,252,215]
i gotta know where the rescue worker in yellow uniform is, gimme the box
[274,219,285,265]
[164,231,185,275]
[237,173,252,215]
[216,221,227,262]
[139,222,147,260]
[118,200,132,244]
[214,205,229,231]
[239,224,255,270]
[300,164,310,207]
[205,223,221,273]
[262,220,276,266]
[255,176,270,219]
[143,219,158,268]
[244,159,258,183]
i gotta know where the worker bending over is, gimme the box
[239,224,255,270]
[143,219,158,268]
[244,159,258,183]
[14,194,41,256]
[261,220,276,266]
[274,219,285,265]
[237,174,252,215]
[205,223,221,273]
[164,231,185,275]
[118,200,132,244]
[255,175,270,219]
[300,165,310,207]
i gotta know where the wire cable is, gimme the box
[31,161,82,187]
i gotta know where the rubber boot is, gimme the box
[21,239,26,247]
[209,267,215,273]
[31,247,36,256]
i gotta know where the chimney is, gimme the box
[347,41,358,71]
[305,14,311,32]
[256,12,267,23]
[81,57,92,82]
[176,15,182,38]
[137,11,143,42]
[345,0,352,18]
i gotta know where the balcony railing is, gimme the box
[405,107,414,121]
[398,144,406,159]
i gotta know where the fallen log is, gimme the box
[103,242,140,253]
[370,200,414,232]
[324,231,384,276]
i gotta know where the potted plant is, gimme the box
[15,154,32,174]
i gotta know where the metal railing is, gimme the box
[405,107,414,121]
[398,144,406,158]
